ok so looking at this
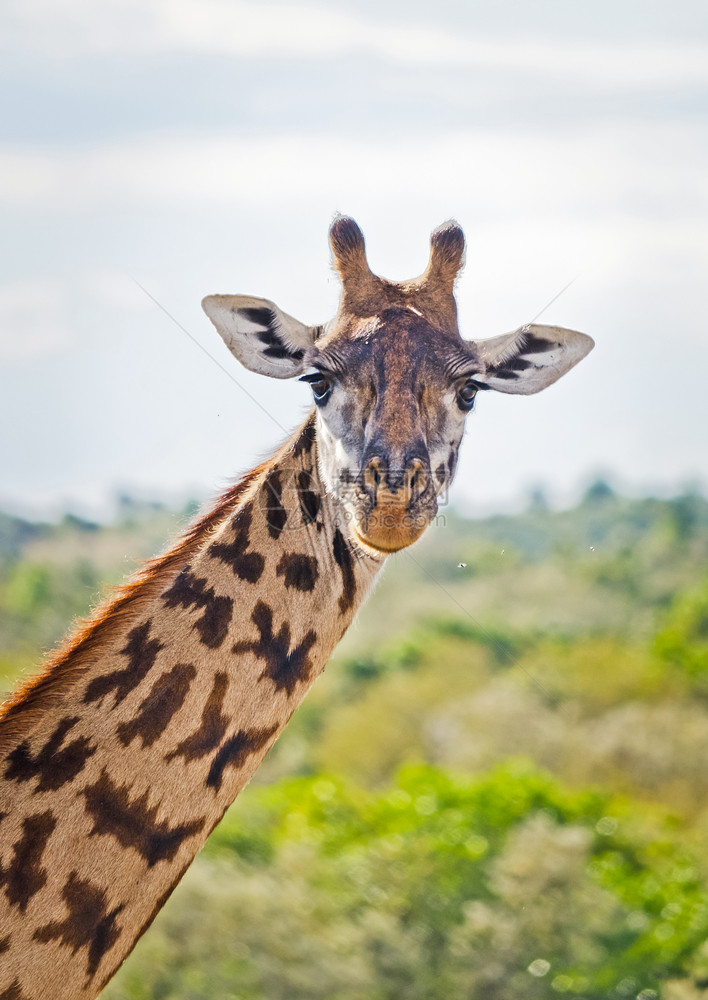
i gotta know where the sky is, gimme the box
[1,0,707,520]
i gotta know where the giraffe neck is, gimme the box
[0,416,384,1000]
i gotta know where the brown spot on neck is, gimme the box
[83,621,163,709]
[290,416,316,459]
[117,662,196,749]
[0,811,56,913]
[206,723,279,792]
[33,872,125,983]
[82,769,205,867]
[276,552,319,592]
[208,503,265,584]
[233,601,318,697]
[262,470,287,538]
[332,528,357,614]
[162,568,233,648]
[297,469,321,527]
[165,672,229,764]
[4,716,95,792]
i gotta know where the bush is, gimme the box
[655,577,708,686]
[106,763,708,1000]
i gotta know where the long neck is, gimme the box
[0,417,383,1000]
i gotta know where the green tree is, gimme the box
[106,764,708,1000]
[655,576,708,685]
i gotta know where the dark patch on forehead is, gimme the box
[206,723,279,792]
[33,872,124,983]
[0,811,56,913]
[83,620,163,709]
[318,309,449,370]
[241,306,304,362]
[117,662,196,749]
[162,568,233,649]
[262,469,287,538]
[209,503,265,584]
[233,600,317,697]
[82,769,205,868]
[332,528,356,615]
[447,450,457,476]
[276,552,319,592]
[165,672,229,764]
[376,309,454,360]
[4,716,96,793]
[319,310,467,427]
[435,462,446,484]
[297,469,321,526]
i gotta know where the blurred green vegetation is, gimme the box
[2,484,708,998]
[106,765,708,1000]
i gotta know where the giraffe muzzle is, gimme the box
[354,455,436,552]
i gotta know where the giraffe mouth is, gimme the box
[351,499,434,553]
[352,529,410,555]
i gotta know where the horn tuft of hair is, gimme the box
[329,215,371,279]
[428,220,466,285]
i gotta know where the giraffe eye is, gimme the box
[299,370,332,404]
[457,380,478,411]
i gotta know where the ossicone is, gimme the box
[329,215,374,285]
[425,220,466,289]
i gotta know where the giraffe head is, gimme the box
[203,217,593,554]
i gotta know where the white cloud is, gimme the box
[1,123,706,220]
[1,124,706,307]
[3,0,708,88]
[1,120,705,352]
[1,118,705,342]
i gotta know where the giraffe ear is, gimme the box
[202,294,318,379]
[468,324,594,395]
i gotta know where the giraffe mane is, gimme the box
[0,464,266,756]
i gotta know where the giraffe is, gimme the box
[0,217,593,998]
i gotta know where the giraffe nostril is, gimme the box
[364,457,384,494]
[406,458,428,503]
